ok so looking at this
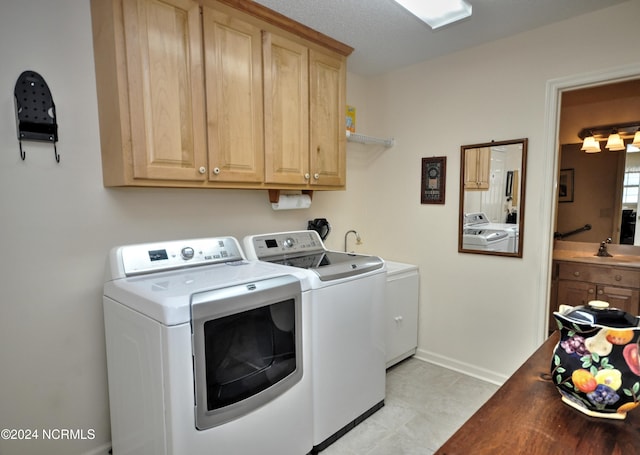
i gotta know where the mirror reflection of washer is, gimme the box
[463,212,516,252]
[462,228,510,252]
[103,237,312,455]
[243,230,386,453]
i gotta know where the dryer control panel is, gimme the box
[108,237,245,278]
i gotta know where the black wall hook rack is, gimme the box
[14,70,59,163]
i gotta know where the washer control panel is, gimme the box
[116,237,244,276]
[245,230,324,259]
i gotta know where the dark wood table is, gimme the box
[435,332,640,454]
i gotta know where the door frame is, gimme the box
[537,63,640,341]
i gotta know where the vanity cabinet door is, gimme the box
[556,280,596,308]
[597,285,640,315]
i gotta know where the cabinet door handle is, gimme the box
[313,173,320,180]
[212,167,221,175]
[588,289,595,294]
[615,275,622,281]
[394,316,403,323]
[598,289,604,295]
[304,173,310,180]
[198,167,206,174]
[573,271,580,277]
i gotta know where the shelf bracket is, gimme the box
[346,130,394,148]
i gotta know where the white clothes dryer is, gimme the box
[243,230,386,453]
[103,237,312,455]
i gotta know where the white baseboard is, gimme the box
[414,348,507,386]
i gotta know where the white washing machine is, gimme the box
[462,227,510,252]
[103,237,312,455]
[464,212,518,253]
[243,230,386,453]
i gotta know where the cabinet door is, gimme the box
[463,147,490,190]
[598,285,640,315]
[203,7,264,183]
[385,272,419,367]
[123,0,207,181]
[263,32,309,184]
[309,49,346,187]
[556,280,596,307]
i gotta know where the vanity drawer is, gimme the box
[558,262,640,288]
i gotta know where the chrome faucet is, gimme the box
[596,238,613,257]
[344,230,362,252]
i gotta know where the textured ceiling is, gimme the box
[253,0,629,77]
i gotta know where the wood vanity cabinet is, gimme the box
[550,260,640,331]
[90,0,350,189]
[463,146,490,190]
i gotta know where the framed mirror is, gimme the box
[459,138,528,257]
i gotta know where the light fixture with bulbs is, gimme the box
[578,121,640,153]
[605,130,625,151]
[393,0,472,29]
[580,135,601,153]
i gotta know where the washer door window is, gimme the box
[191,275,302,430]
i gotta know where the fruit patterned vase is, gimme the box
[551,300,640,420]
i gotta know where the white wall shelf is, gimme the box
[346,130,395,148]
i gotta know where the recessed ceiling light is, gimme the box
[394,0,472,29]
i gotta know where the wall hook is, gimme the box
[14,70,59,163]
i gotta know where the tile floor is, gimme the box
[320,357,500,455]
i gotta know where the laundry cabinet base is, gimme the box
[385,261,419,368]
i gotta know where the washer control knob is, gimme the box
[181,247,195,260]
[283,237,295,248]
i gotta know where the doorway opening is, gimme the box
[537,64,640,339]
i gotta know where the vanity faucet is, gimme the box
[596,238,613,257]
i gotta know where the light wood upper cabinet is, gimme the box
[263,32,309,185]
[263,36,346,187]
[91,0,352,189]
[309,49,346,187]
[93,0,208,184]
[463,146,490,190]
[203,6,264,183]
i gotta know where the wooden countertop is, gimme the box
[435,332,640,455]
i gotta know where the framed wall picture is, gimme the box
[421,157,446,204]
[559,168,574,203]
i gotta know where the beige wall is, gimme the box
[345,0,640,385]
[1,1,639,454]
[557,143,623,242]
